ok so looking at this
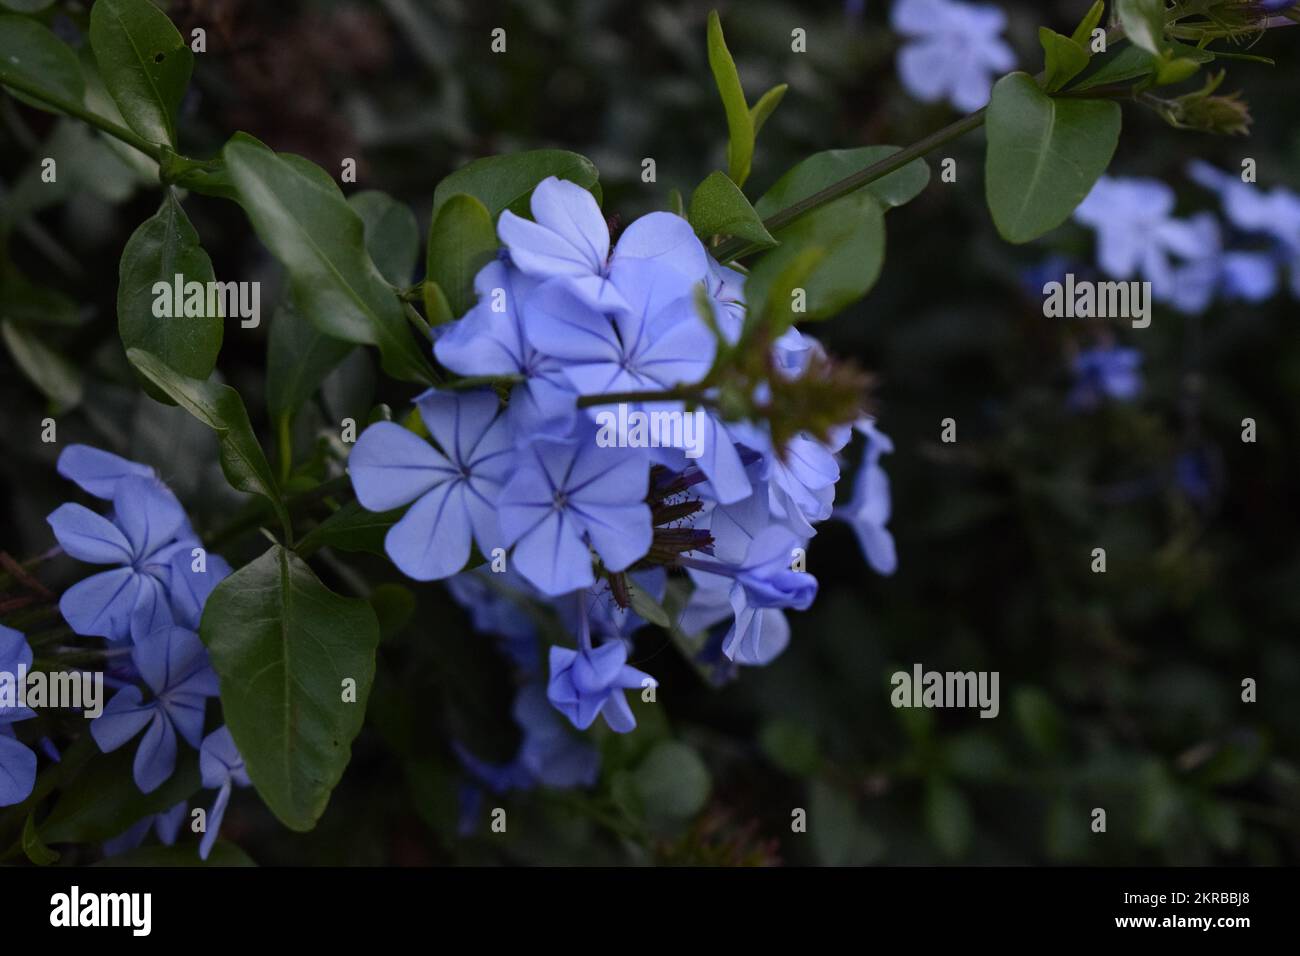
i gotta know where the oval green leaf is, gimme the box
[199,545,380,832]
[985,72,1121,244]
[431,149,600,222]
[223,139,434,384]
[88,0,193,148]
[119,189,223,399]
[688,171,775,247]
[0,14,85,114]
[427,193,498,319]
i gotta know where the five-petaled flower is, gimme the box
[91,625,220,793]
[547,642,656,733]
[349,389,516,581]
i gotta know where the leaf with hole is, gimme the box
[89,0,193,147]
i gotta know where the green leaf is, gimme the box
[0,14,85,114]
[1070,40,1213,92]
[688,171,775,247]
[199,545,380,832]
[1070,0,1106,47]
[707,10,755,187]
[96,841,256,866]
[127,347,291,538]
[223,139,434,384]
[158,147,238,201]
[41,749,201,845]
[925,779,972,859]
[426,193,498,319]
[1,319,82,410]
[1013,687,1066,754]
[633,741,711,822]
[984,72,1121,244]
[349,190,420,287]
[89,0,193,148]
[749,82,788,138]
[295,499,401,558]
[422,280,454,327]
[0,261,78,327]
[754,146,931,215]
[1040,28,1091,93]
[1117,0,1167,56]
[22,813,59,865]
[746,146,929,321]
[118,189,223,401]
[759,718,821,776]
[747,194,883,322]
[431,149,600,222]
[266,303,353,423]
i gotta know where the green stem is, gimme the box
[709,5,1249,264]
[207,474,353,551]
[712,108,987,264]
[0,75,163,163]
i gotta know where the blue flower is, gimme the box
[682,488,817,666]
[525,260,715,401]
[90,625,219,793]
[547,641,655,732]
[498,176,709,310]
[455,683,600,805]
[1074,176,1214,308]
[1189,160,1300,299]
[103,801,187,857]
[836,419,898,575]
[1175,448,1215,504]
[49,448,230,641]
[0,625,37,807]
[433,257,578,438]
[892,0,1015,112]
[349,389,515,581]
[524,257,753,503]
[497,430,652,595]
[198,725,250,860]
[1068,344,1142,410]
[57,444,158,499]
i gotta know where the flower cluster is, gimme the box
[41,446,249,857]
[892,0,1016,112]
[46,446,232,643]
[1072,169,1300,316]
[350,176,897,741]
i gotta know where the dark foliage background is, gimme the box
[1,0,1298,865]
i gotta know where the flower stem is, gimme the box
[0,75,163,163]
[708,2,1283,265]
[711,108,988,264]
